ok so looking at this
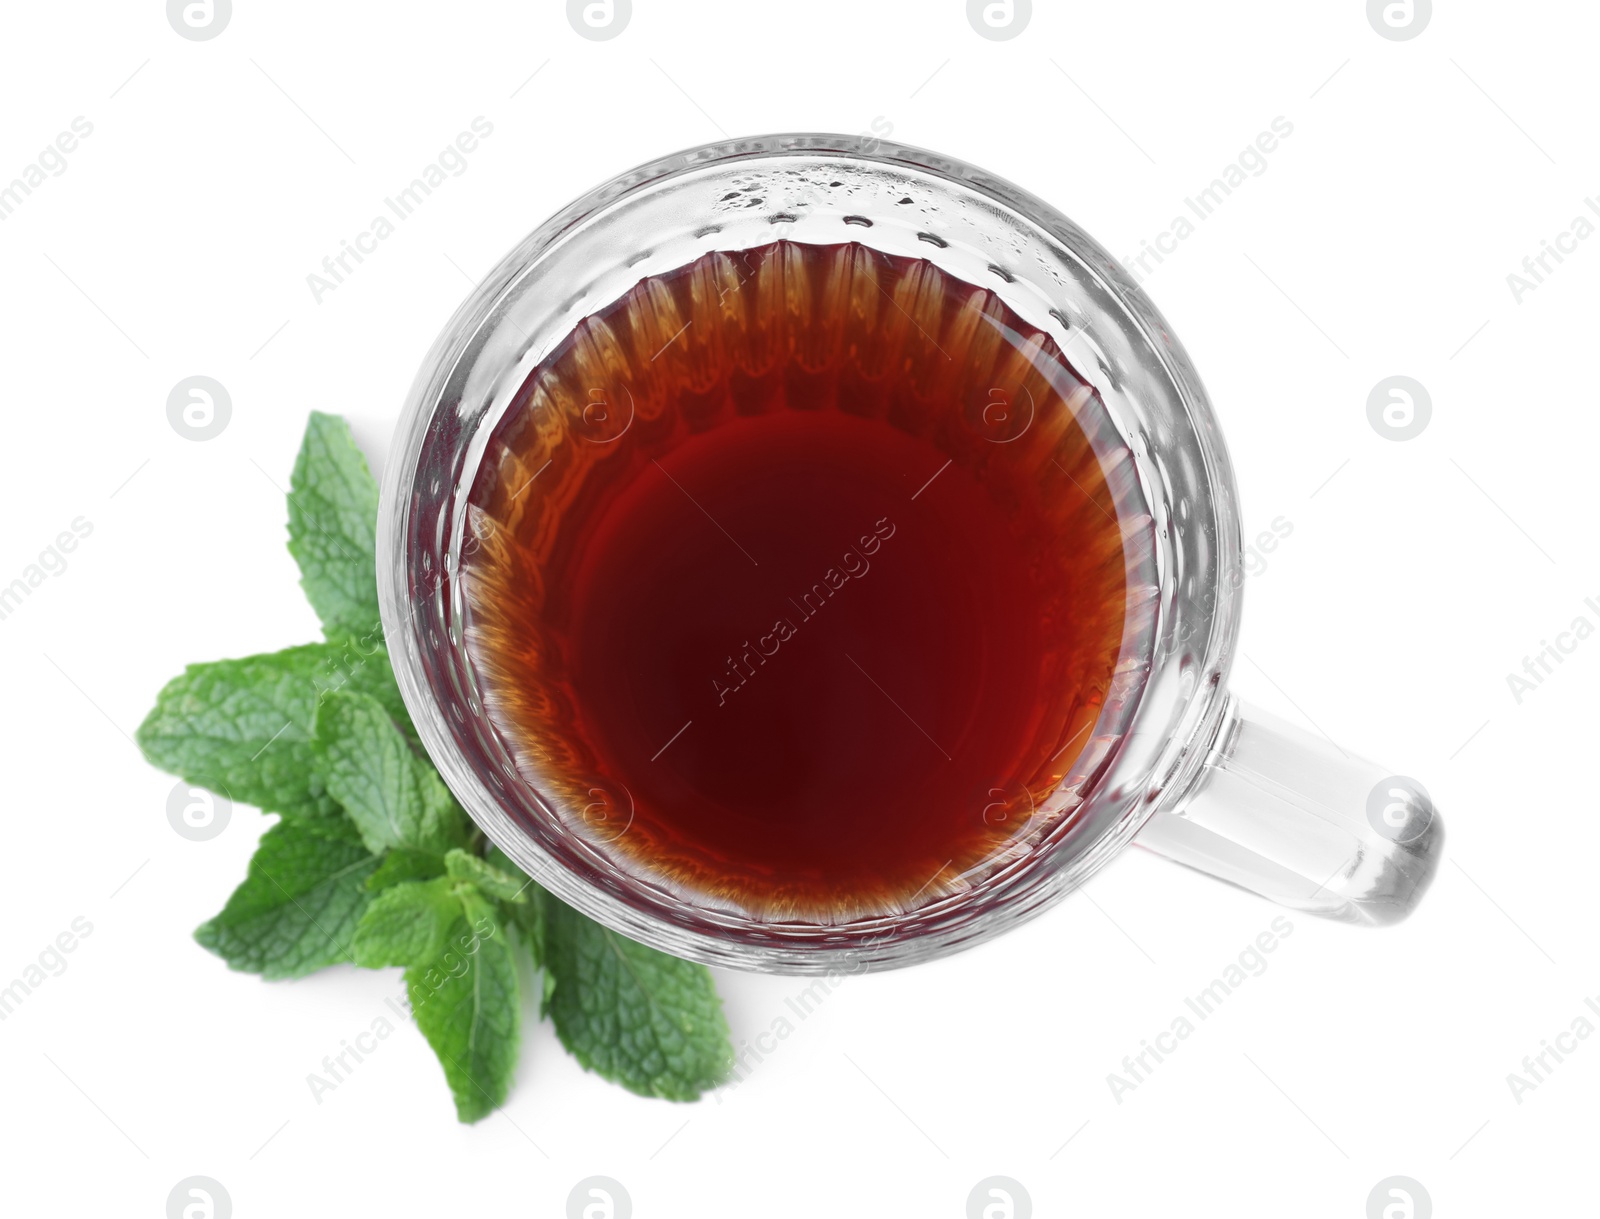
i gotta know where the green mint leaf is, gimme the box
[351,877,459,968]
[444,849,527,903]
[138,641,414,818]
[312,689,465,854]
[288,412,382,640]
[542,894,732,1101]
[405,888,521,1123]
[367,847,447,892]
[485,847,546,966]
[195,816,379,979]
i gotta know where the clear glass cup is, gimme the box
[377,133,1443,974]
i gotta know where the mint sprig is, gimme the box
[311,688,467,856]
[407,889,521,1122]
[350,876,463,968]
[543,893,733,1101]
[194,815,380,979]
[287,411,384,640]
[137,412,732,1122]
[138,641,413,818]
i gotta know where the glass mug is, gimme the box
[378,134,1443,974]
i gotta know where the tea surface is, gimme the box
[464,241,1145,921]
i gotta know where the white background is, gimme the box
[1,1,1594,1215]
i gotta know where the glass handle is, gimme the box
[1135,697,1444,924]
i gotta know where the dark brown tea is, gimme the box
[463,241,1146,922]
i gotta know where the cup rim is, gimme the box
[378,132,1243,973]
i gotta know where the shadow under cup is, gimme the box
[379,136,1242,974]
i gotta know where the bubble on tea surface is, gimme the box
[167,0,232,40]
[1366,376,1430,441]
[967,0,1032,40]
[1367,0,1431,41]
[1366,1175,1431,1219]
[566,1176,631,1219]
[966,1176,1032,1219]
[167,1177,231,1219]
[167,376,232,441]
[167,781,232,842]
[1365,775,1434,845]
[567,0,631,40]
